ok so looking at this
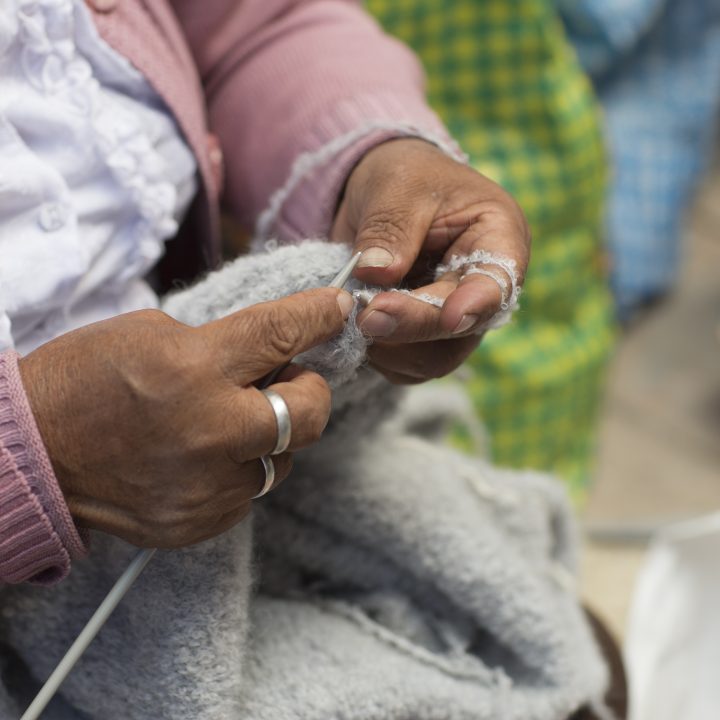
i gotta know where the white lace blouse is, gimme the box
[0,0,197,355]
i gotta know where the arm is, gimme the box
[171,0,530,385]
[12,289,351,582]
[170,0,461,240]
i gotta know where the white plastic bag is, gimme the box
[626,512,720,720]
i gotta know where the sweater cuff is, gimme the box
[0,350,88,585]
[254,92,467,243]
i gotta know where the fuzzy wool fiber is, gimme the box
[0,241,608,719]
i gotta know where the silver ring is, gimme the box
[252,455,275,499]
[261,389,292,455]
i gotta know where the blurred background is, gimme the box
[580,163,720,639]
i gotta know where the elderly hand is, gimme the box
[18,289,352,548]
[332,138,530,384]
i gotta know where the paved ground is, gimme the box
[579,171,720,640]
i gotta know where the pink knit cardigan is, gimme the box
[0,0,454,584]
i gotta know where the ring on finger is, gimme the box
[434,250,521,307]
[252,455,275,499]
[462,266,510,309]
[260,388,292,455]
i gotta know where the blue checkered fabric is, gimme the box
[560,0,720,319]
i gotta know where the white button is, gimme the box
[38,203,68,232]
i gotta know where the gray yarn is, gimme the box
[0,241,608,719]
[163,240,372,392]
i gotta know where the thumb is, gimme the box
[350,190,438,287]
[338,139,444,286]
[201,288,353,382]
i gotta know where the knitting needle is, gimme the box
[258,250,361,388]
[20,250,362,720]
[20,548,156,720]
[329,250,362,289]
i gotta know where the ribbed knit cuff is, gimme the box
[0,350,88,585]
[255,92,467,243]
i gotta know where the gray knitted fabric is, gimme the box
[0,241,608,719]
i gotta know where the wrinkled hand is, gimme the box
[19,289,352,548]
[332,138,530,384]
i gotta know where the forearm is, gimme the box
[172,0,462,241]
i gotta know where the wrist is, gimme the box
[0,350,87,583]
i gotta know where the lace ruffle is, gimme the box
[17,0,178,273]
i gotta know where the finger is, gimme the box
[432,202,530,333]
[369,364,426,386]
[434,198,530,274]
[210,452,295,502]
[170,453,293,546]
[222,369,332,461]
[368,335,479,381]
[258,370,332,452]
[202,452,294,514]
[356,278,456,343]
[201,288,353,382]
[438,272,507,335]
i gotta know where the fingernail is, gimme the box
[360,310,398,337]
[336,290,354,319]
[453,314,480,334]
[356,247,393,268]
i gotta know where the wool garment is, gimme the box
[0,241,609,720]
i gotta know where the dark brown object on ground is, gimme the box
[570,607,628,719]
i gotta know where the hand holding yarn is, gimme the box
[17,288,352,548]
[332,138,530,384]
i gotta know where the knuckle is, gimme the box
[131,308,166,324]
[359,209,410,247]
[264,306,305,359]
[132,308,182,330]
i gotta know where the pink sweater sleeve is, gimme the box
[171,0,464,241]
[0,351,87,585]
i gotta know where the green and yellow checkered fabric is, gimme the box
[366,0,615,496]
